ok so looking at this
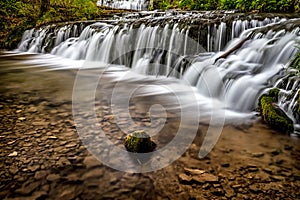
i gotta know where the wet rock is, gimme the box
[7,140,16,145]
[66,173,81,182]
[270,175,285,181]
[178,173,192,184]
[248,167,259,172]
[202,183,210,189]
[57,157,71,167]
[32,121,49,126]
[15,181,40,195]
[58,186,78,199]
[27,165,40,172]
[232,184,242,189]
[192,173,219,184]
[270,149,281,156]
[9,166,19,175]
[34,170,49,180]
[225,188,235,198]
[184,168,206,175]
[211,188,225,196]
[284,144,293,151]
[28,107,38,113]
[221,163,230,167]
[259,93,294,134]
[83,156,101,169]
[82,168,104,180]
[48,136,58,140]
[8,151,18,157]
[46,174,61,182]
[252,152,264,157]
[18,117,26,121]
[263,167,273,174]
[65,142,77,148]
[31,191,48,200]
[249,184,261,193]
[124,130,156,153]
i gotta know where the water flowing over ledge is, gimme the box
[16,12,300,134]
[96,0,149,10]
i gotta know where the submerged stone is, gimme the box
[124,130,156,153]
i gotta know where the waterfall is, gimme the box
[96,0,149,10]
[17,13,284,61]
[16,12,300,131]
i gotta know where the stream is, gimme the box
[13,11,300,134]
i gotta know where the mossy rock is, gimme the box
[259,95,294,134]
[124,130,156,153]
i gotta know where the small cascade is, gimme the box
[18,23,86,54]
[272,70,300,133]
[16,12,300,132]
[96,0,149,10]
[184,28,300,113]
[17,12,285,62]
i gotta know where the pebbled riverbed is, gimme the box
[0,51,300,199]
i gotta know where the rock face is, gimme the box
[259,89,294,134]
[124,130,156,153]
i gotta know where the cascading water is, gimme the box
[96,0,149,10]
[16,12,300,133]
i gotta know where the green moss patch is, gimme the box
[124,130,156,153]
[259,94,294,134]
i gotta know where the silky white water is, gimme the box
[16,13,300,133]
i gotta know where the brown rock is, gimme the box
[9,166,19,175]
[178,173,192,184]
[211,188,225,196]
[31,191,48,200]
[270,175,285,181]
[15,181,40,195]
[252,152,264,157]
[184,167,206,175]
[46,174,61,182]
[57,157,71,167]
[221,163,230,167]
[83,156,101,169]
[8,151,18,157]
[192,173,219,184]
[58,186,78,199]
[82,168,104,180]
[32,121,49,126]
[28,165,40,172]
[65,142,77,148]
[249,184,261,193]
[34,170,49,180]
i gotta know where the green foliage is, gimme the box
[218,0,236,10]
[291,50,300,70]
[0,0,101,49]
[152,0,173,10]
[179,0,194,10]
[152,0,300,12]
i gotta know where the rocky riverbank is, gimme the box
[0,53,300,199]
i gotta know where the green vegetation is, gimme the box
[124,130,156,153]
[0,0,101,49]
[291,51,300,115]
[1,0,299,49]
[291,50,300,70]
[259,90,294,134]
[151,0,300,12]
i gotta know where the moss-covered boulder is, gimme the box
[259,90,294,134]
[124,130,156,153]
